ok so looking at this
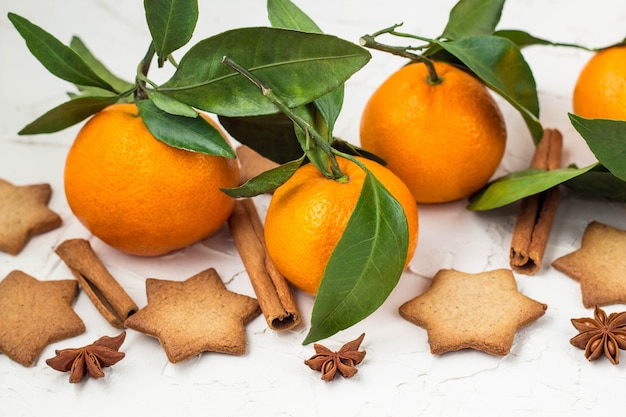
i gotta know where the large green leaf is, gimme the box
[267,0,322,33]
[158,27,370,117]
[218,114,304,164]
[468,164,598,210]
[267,0,344,140]
[144,0,198,65]
[436,35,543,142]
[19,95,120,135]
[8,13,114,91]
[137,100,235,157]
[569,114,626,181]
[441,0,505,40]
[565,164,626,201]
[304,169,409,344]
[70,36,134,94]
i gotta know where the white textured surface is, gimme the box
[1,1,626,416]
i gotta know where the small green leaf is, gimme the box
[149,91,198,117]
[159,27,370,117]
[313,86,344,139]
[495,29,553,47]
[144,0,198,64]
[8,13,114,91]
[467,163,598,210]
[18,95,120,135]
[494,30,593,51]
[292,105,330,175]
[70,36,134,93]
[565,164,626,201]
[441,0,505,40]
[569,114,626,181]
[137,100,235,157]
[218,113,304,164]
[436,35,543,142]
[267,0,322,33]
[304,169,409,344]
[222,156,304,198]
[331,139,388,166]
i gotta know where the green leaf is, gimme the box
[569,114,626,181]
[292,105,330,174]
[435,35,543,142]
[331,139,388,166]
[222,156,304,198]
[494,29,558,48]
[441,0,505,40]
[18,95,120,135]
[313,86,344,139]
[8,13,114,91]
[144,0,198,64]
[494,30,592,50]
[467,163,598,210]
[267,0,344,142]
[70,36,134,93]
[565,164,626,201]
[148,91,198,117]
[218,114,304,164]
[267,0,322,33]
[304,169,409,344]
[158,27,370,117]
[136,100,235,157]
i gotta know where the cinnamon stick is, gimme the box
[228,198,301,331]
[55,239,138,328]
[510,128,563,275]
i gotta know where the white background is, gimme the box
[1,1,625,416]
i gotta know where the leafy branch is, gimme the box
[9,0,411,344]
[360,0,543,143]
[359,0,626,210]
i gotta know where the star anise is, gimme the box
[46,332,126,383]
[304,333,366,381]
[570,306,626,365]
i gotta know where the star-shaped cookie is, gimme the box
[124,268,261,363]
[552,221,626,307]
[0,270,86,366]
[399,269,547,356]
[0,179,62,255]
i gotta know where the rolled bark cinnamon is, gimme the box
[55,239,138,328]
[510,128,563,275]
[228,198,300,331]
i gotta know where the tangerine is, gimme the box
[64,103,239,256]
[573,45,626,120]
[360,61,507,203]
[263,156,418,295]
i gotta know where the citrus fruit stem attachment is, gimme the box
[134,42,157,101]
[222,56,349,183]
[360,24,441,85]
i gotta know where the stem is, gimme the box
[222,56,348,182]
[360,24,441,84]
[135,43,156,101]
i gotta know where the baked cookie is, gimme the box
[0,270,86,366]
[552,221,626,307]
[124,268,261,363]
[399,269,547,356]
[0,178,62,255]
